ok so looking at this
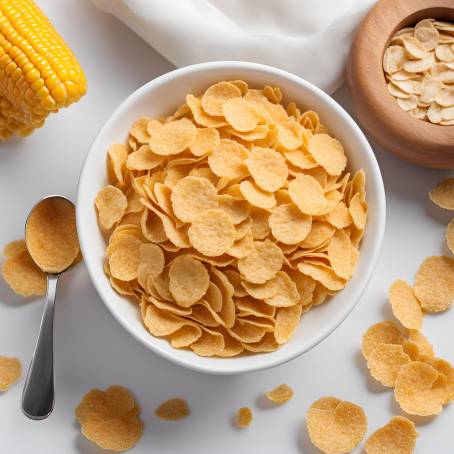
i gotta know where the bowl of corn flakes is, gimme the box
[77,61,385,374]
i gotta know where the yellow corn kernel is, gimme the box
[0,0,87,140]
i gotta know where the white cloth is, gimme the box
[91,0,376,94]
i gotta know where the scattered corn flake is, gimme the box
[408,330,435,360]
[365,416,418,454]
[81,413,143,452]
[245,146,288,192]
[367,343,411,387]
[414,255,454,312]
[265,383,294,404]
[446,218,454,254]
[429,358,454,402]
[236,407,253,428]
[394,361,448,416]
[306,397,367,454]
[76,385,143,452]
[389,279,423,330]
[0,356,21,391]
[155,398,190,420]
[95,185,128,230]
[75,385,136,424]
[1,249,47,297]
[3,240,26,257]
[168,255,209,307]
[188,209,236,257]
[361,321,404,359]
[429,178,454,209]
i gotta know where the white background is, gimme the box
[0,1,453,453]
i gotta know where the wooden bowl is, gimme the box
[347,0,454,168]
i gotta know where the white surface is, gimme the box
[77,60,385,375]
[91,0,376,94]
[0,0,452,452]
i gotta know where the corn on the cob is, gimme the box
[0,0,87,140]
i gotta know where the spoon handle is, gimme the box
[22,274,59,420]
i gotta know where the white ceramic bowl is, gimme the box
[77,61,386,375]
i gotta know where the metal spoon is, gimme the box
[21,195,79,420]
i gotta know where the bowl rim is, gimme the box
[77,61,386,374]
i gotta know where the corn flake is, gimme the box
[389,279,423,330]
[76,385,143,452]
[246,146,288,192]
[155,398,190,420]
[365,416,418,454]
[265,383,294,404]
[429,178,454,209]
[308,134,347,176]
[95,185,128,230]
[306,397,367,454]
[2,249,47,297]
[236,407,253,428]
[367,343,411,387]
[414,255,454,312]
[275,306,302,343]
[0,356,21,391]
[148,118,196,155]
[362,321,404,359]
[168,255,209,307]
[188,209,235,257]
[201,81,242,116]
[171,176,218,223]
[394,361,448,416]
[208,139,249,178]
[269,204,312,245]
[239,180,276,209]
[238,239,283,284]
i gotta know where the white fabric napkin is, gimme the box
[92,0,376,94]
